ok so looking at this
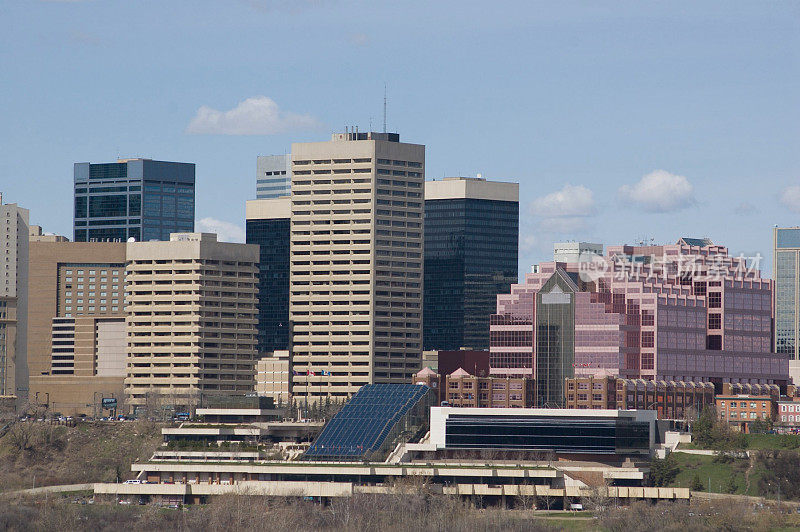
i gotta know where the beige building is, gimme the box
[29,225,69,243]
[0,194,29,403]
[290,131,425,400]
[27,241,127,415]
[125,233,259,413]
[255,350,290,404]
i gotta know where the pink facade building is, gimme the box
[490,238,789,407]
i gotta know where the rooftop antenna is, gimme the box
[383,83,387,133]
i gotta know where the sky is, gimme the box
[0,0,798,278]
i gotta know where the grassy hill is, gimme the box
[0,421,163,492]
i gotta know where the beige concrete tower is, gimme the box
[124,233,259,413]
[0,194,30,403]
[290,132,425,400]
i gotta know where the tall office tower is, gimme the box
[290,131,425,400]
[424,177,519,351]
[27,241,128,416]
[0,194,29,401]
[774,227,800,384]
[256,154,292,199]
[491,237,786,407]
[73,158,195,242]
[124,233,258,413]
[246,198,291,353]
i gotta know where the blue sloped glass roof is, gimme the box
[304,384,429,460]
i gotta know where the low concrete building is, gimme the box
[255,350,291,404]
[412,407,657,459]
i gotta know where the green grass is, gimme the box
[745,433,800,450]
[677,433,800,451]
[669,453,767,496]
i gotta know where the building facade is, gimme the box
[553,242,603,263]
[443,368,535,408]
[0,194,29,401]
[491,237,788,408]
[774,227,800,384]
[777,401,800,431]
[124,233,258,413]
[255,351,291,404]
[73,158,195,242]
[716,394,777,431]
[256,154,291,199]
[424,177,518,351]
[27,241,128,415]
[289,131,425,400]
[564,375,715,420]
[246,198,291,354]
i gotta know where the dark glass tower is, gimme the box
[73,158,195,242]
[246,198,291,353]
[424,177,519,351]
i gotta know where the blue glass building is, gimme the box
[424,177,519,351]
[246,198,291,353]
[73,158,195,242]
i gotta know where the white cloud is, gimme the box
[186,96,320,136]
[618,169,695,213]
[348,33,370,46]
[530,184,595,218]
[196,218,245,243]
[538,217,589,234]
[520,234,538,252]
[780,185,800,214]
[734,202,758,215]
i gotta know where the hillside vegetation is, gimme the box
[0,421,163,491]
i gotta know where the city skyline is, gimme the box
[1,1,797,278]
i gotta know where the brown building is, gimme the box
[414,366,535,408]
[564,376,715,419]
[28,241,128,416]
[716,395,777,432]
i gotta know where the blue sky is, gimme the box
[1,0,797,277]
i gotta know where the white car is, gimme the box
[124,479,143,484]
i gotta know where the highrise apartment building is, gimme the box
[28,241,128,415]
[424,177,518,351]
[290,131,425,400]
[124,233,258,413]
[256,154,291,199]
[0,194,29,400]
[74,158,195,242]
[774,227,800,384]
[246,198,291,353]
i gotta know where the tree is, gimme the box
[756,450,800,501]
[690,473,704,492]
[649,453,679,487]
[750,417,772,434]
[724,475,738,494]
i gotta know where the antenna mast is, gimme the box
[383,83,387,133]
